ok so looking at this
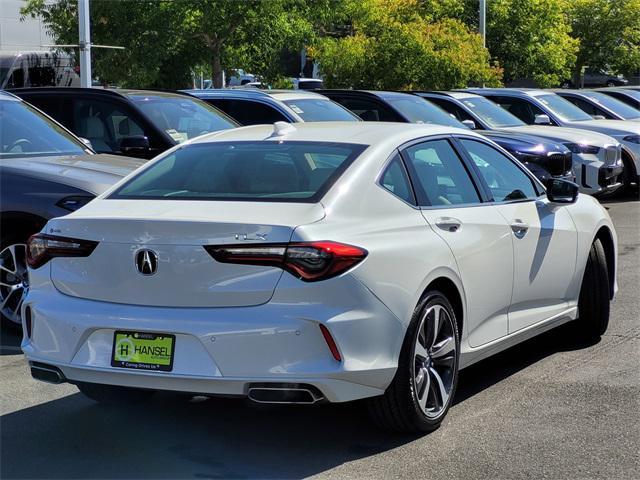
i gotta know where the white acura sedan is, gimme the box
[22,122,616,433]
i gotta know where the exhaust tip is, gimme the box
[30,362,66,384]
[247,383,325,404]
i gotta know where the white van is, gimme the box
[0,51,80,89]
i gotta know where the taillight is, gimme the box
[204,241,367,282]
[27,234,99,269]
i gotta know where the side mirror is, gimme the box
[461,119,477,130]
[545,178,579,204]
[592,114,606,120]
[120,135,150,155]
[77,137,93,150]
[534,114,552,125]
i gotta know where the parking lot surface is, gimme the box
[1,194,638,480]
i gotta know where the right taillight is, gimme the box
[204,241,367,282]
[27,234,99,269]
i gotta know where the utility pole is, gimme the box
[479,0,486,48]
[78,0,91,88]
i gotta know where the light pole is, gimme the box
[479,0,486,48]
[78,0,91,87]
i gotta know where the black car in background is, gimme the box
[318,89,574,183]
[561,68,629,88]
[0,91,146,329]
[554,89,640,121]
[9,88,238,159]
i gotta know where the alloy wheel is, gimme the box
[0,244,29,325]
[412,304,457,419]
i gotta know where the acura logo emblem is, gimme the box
[135,249,158,275]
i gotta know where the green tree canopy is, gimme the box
[21,0,315,88]
[486,0,578,87]
[568,0,640,78]
[311,0,502,90]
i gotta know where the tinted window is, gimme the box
[128,94,236,142]
[387,97,466,127]
[460,139,538,202]
[578,92,640,120]
[330,97,399,121]
[403,139,480,206]
[282,99,359,122]
[488,96,548,125]
[564,96,609,117]
[380,153,415,204]
[71,98,150,153]
[428,97,476,124]
[206,99,289,125]
[536,94,593,122]
[0,99,87,158]
[112,141,366,202]
[458,96,525,128]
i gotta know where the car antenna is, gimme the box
[270,121,297,138]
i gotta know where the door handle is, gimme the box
[435,217,462,233]
[510,220,529,239]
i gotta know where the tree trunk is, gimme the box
[211,43,223,88]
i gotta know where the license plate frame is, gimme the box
[111,330,175,372]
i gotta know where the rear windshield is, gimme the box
[388,96,466,127]
[282,99,360,122]
[111,141,367,202]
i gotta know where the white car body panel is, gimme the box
[22,122,617,402]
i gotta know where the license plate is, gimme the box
[111,331,175,372]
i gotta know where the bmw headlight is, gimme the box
[564,143,600,154]
[622,135,640,144]
[56,195,95,212]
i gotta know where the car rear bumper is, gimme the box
[21,274,404,403]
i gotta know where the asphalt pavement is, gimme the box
[1,193,638,480]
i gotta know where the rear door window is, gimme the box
[329,97,400,122]
[206,99,289,125]
[402,139,481,206]
[112,141,366,202]
[380,153,415,204]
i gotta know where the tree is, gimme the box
[568,0,640,79]
[486,0,578,87]
[21,0,314,88]
[310,0,502,90]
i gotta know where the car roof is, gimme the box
[188,121,477,147]
[465,88,549,97]
[0,90,21,101]
[414,91,481,100]
[317,89,418,100]
[184,88,328,102]
[8,87,193,100]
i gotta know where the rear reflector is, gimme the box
[319,324,342,362]
[205,241,367,282]
[27,234,99,269]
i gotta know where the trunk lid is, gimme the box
[47,200,324,307]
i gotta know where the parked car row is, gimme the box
[2,85,638,332]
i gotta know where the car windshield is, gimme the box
[128,94,237,143]
[111,141,366,202]
[388,97,466,127]
[459,96,525,128]
[536,94,593,122]
[581,92,640,120]
[0,99,88,158]
[282,99,359,121]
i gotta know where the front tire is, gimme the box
[77,382,155,404]
[367,291,460,433]
[577,238,610,340]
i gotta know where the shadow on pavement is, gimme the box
[0,320,597,479]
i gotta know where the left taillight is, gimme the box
[204,241,367,282]
[27,234,99,269]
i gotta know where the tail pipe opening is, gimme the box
[30,362,66,384]
[247,383,325,404]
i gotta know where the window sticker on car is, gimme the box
[288,104,304,114]
[166,129,188,143]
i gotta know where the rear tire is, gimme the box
[0,233,30,331]
[367,291,460,433]
[577,238,610,341]
[77,382,155,404]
